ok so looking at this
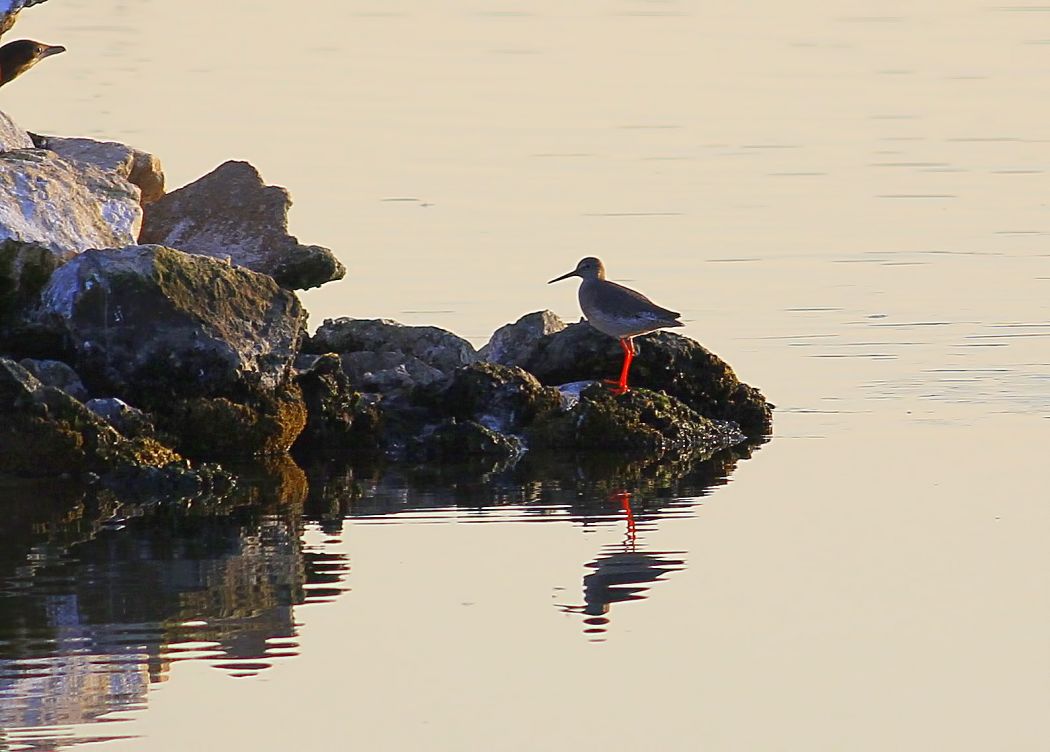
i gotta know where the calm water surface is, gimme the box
[2,1,1048,750]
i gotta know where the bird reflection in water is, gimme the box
[558,491,685,641]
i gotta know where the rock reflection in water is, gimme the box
[0,469,349,736]
[0,440,759,747]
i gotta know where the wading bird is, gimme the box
[548,257,683,395]
[0,1,64,89]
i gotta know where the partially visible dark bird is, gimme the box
[0,38,63,87]
[0,0,52,38]
[0,1,63,89]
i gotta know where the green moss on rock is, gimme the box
[526,384,744,453]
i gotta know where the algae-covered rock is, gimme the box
[522,323,772,437]
[430,361,562,434]
[139,160,344,290]
[37,244,305,402]
[414,418,524,460]
[0,240,72,322]
[158,385,308,459]
[527,383,745,453]
[293,353,382,458]
[0,357,182,477]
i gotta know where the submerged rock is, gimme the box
[38,135,166,204]
[37,244,305,402]
[139,160,344,290]
[521,322,772,437]
[0,149,142,253]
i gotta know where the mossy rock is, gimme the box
[522,323,773,437]
[293,353,383,458]
[526,384,744,453]
[159,385,308,459]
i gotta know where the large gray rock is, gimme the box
[0,149,142,254]
[139,160,344,290]
[38,135,166,204]
[307,318,477,374]
[479,310,567,365]
[37,244,306,402]
[0,110,33,151]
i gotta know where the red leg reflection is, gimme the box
[612,490,637,547]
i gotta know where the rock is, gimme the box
[293,353,383,458]
[157,385,308,459]
[0,110,32,151]
[19,358,88,401]
[38,244,306,403]
[0,357,183,477]
[0,239,72,324]
[428,362,562,435]
[415,419,524,460]
[138,160,344,290]
[339,350,445,394]
[306,318,477,375]
[526,383,745,453]
[521,323,773,437]
[479,310,566,365]
[85,397,157,439]
[0,149,142,254]
[0,240,71,359]
[38,135,166,204]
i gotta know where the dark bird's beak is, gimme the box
[547,269,578,284]
[40,44,66,59]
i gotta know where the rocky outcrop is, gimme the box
[0,149,142,253]
[513,321,772,437]
[38,244,305,402]
[139,160,344,290]
[0,111,33,151]
[37,135,166,204]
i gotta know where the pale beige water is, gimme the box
[1,1,1048,750]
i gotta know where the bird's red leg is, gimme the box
[604,338,634,395]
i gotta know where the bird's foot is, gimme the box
[603,379,629,396]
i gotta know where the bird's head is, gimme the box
[0,39,65,87]
[548,256,606,284]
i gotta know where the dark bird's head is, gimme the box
[0,39,65,87]
[548,256,607,284]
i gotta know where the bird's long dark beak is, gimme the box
[40,44,66,59]
[547,270,577,284]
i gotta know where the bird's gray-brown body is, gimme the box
[550,256,683,340]
[548,256,684,394]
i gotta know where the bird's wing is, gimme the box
[0,0,50,39]
[588,279,681,321]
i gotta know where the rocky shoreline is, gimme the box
[1,111,772,502]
